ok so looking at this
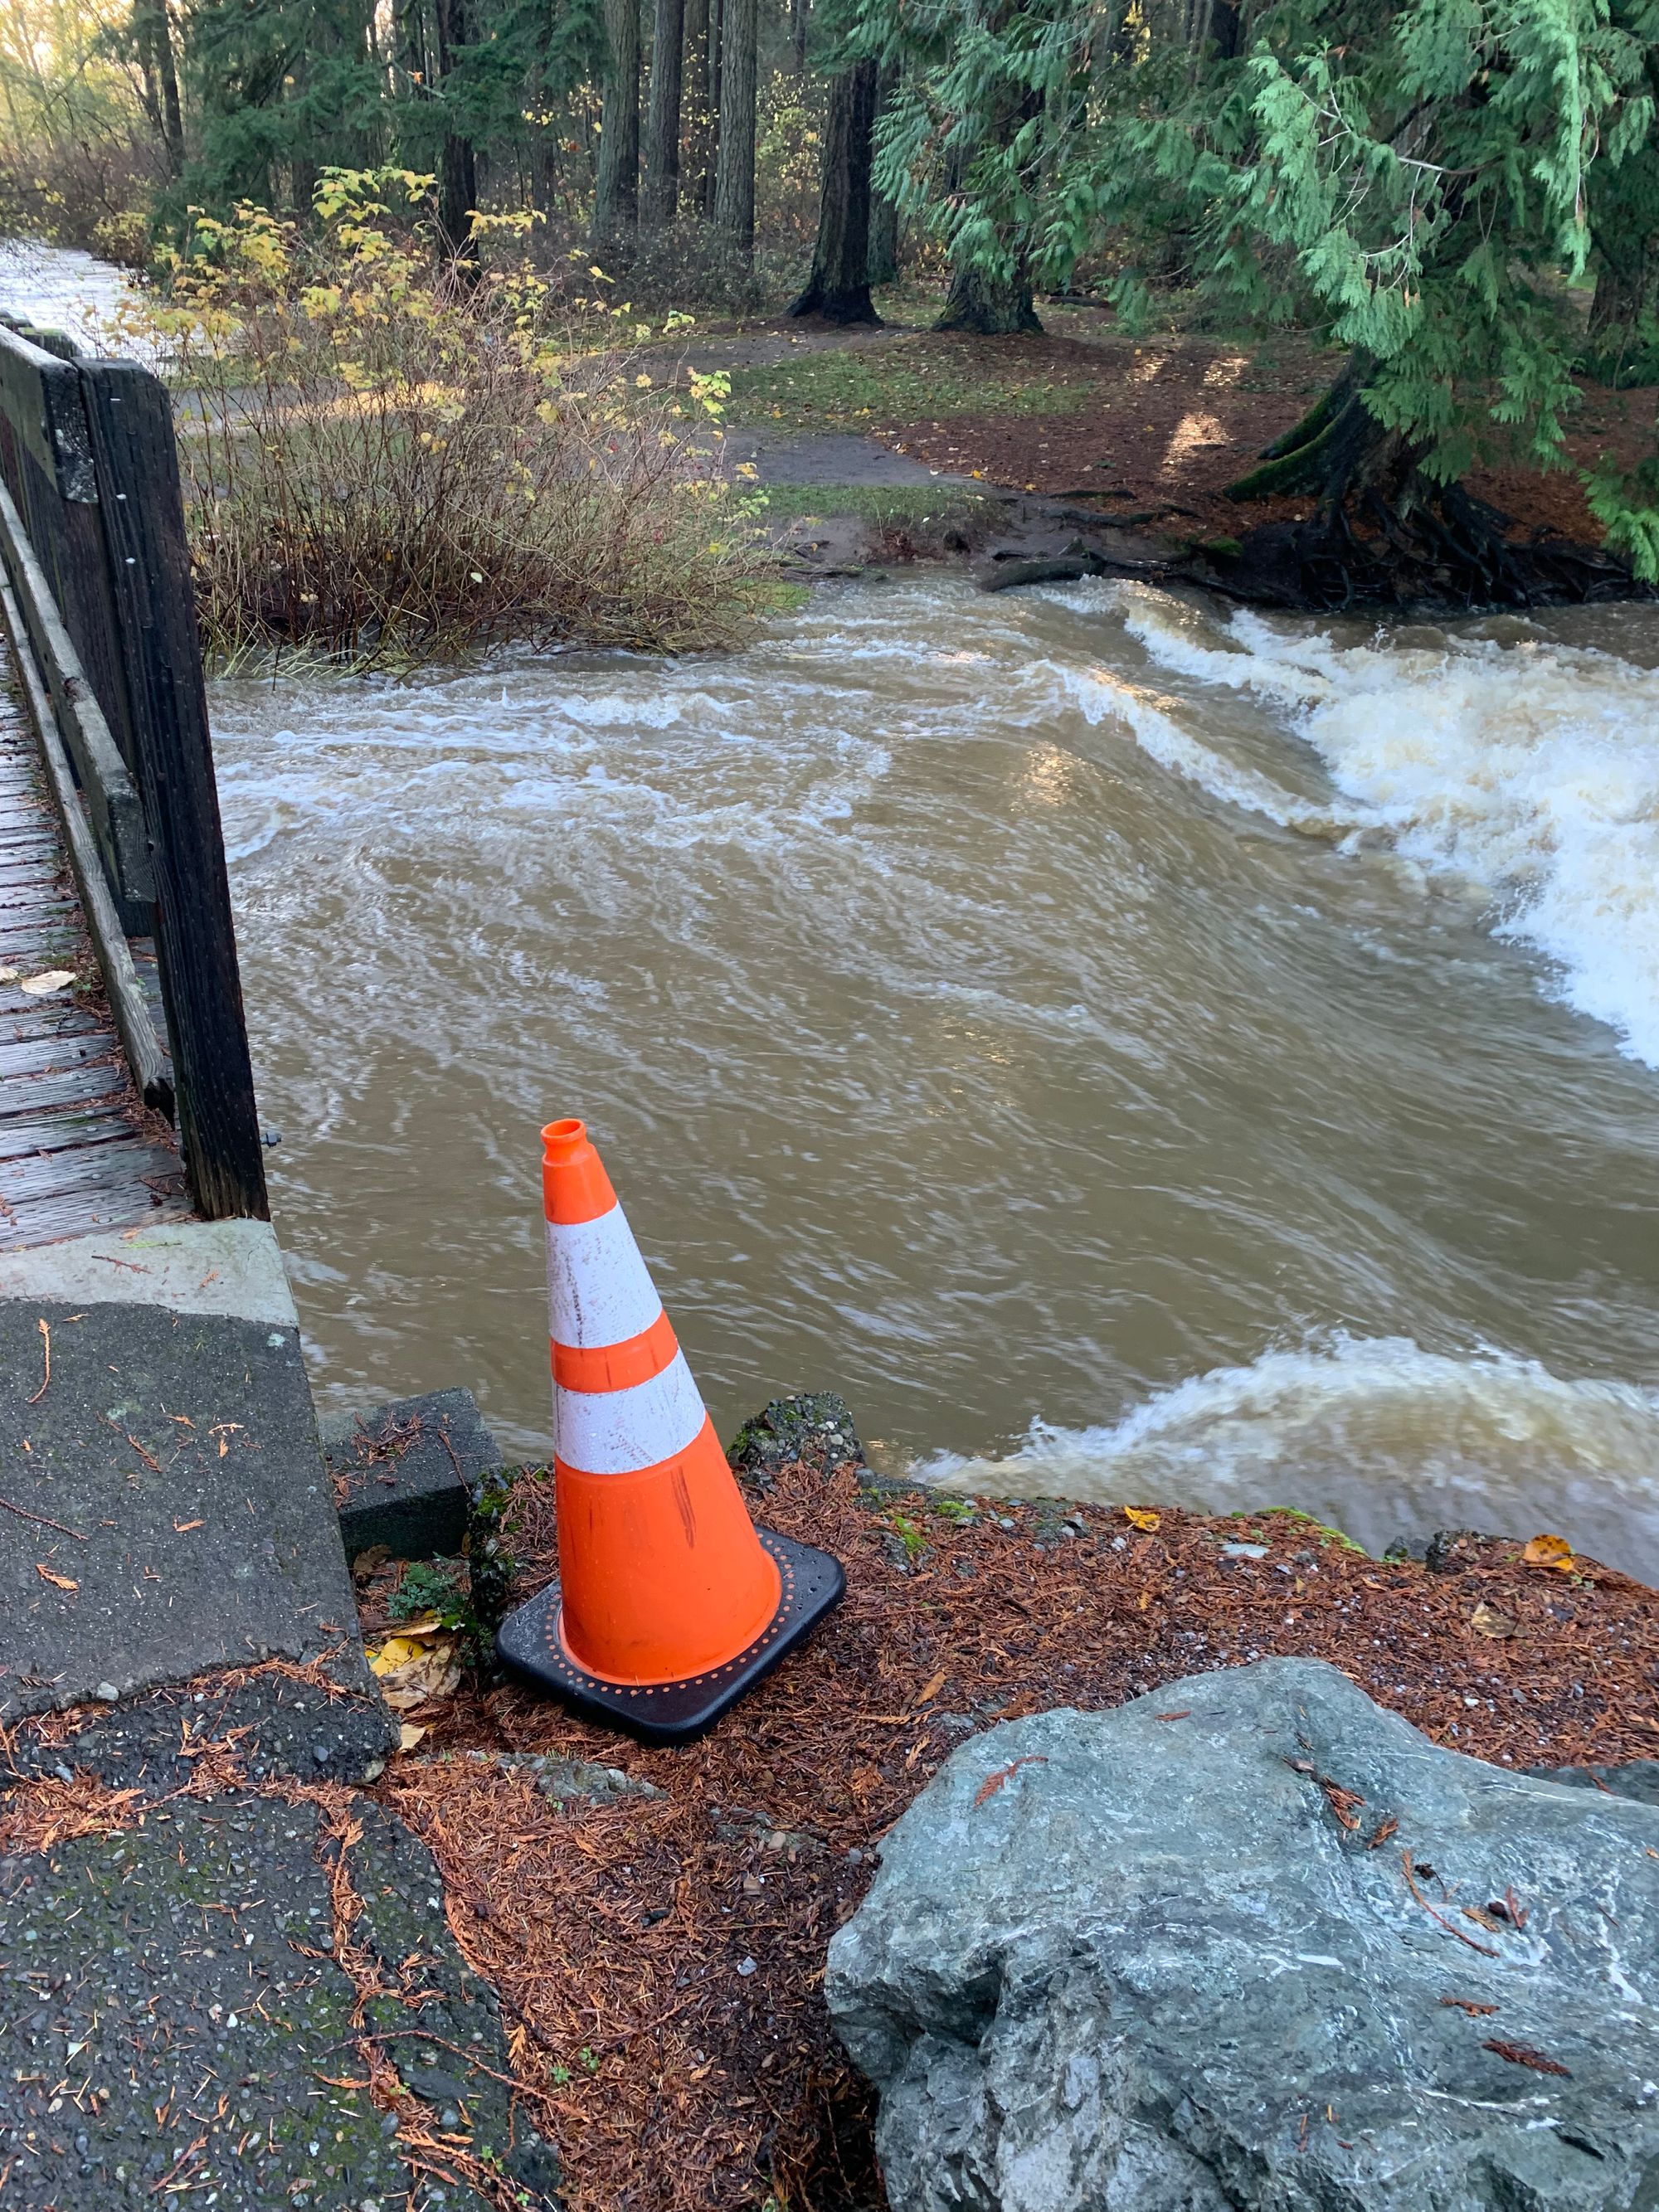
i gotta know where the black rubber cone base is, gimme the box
[494,1528,846,1745]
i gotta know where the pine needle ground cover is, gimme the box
[725,315,1659,555]
[380,1456,1657,2212]
[1,1461,1652,2210]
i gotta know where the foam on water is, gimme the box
[918,1334,1659,1580]
[1047,655,1361,837]
[1121,589,1659,1065]
[205,570,1659,1568]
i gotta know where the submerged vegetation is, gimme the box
[117,173,770,667]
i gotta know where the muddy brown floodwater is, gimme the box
[201,574,1659,1578]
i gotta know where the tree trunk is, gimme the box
[1223,355,1378,504]
[681,0,711,211]
[394,0,426,103]
[712,0,757,255]
[866,59,898,285]
[138,0,186,176]
[1209,350,1599,609]
[592,0,641,254]
[698,0,723,216]
[433,0,477,256]
[1585,232,1658,385]
[932,57,1041,337]
[1187,0,1240,59]
[789,59,879,323]
[791,0,808,73]
[867,189,898,286]
[1208,0,1242,59]
[642,0,684,226]
[936,259,1040,335]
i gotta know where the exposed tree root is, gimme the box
[1209,352,1650,613]
[1199,492,1647,614]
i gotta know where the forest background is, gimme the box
[4,0,1659,642]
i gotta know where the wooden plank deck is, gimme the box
[0,644,191,1251]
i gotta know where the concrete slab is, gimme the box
[0,1217,297,1324]
[0,1298,363,1714]
[324,1386,504,1565]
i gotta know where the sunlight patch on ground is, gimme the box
[1128,351,1173,384]
[1161,410,1233,471]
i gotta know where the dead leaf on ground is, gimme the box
[35,1563,77,1591]
[1522,1534,1575,1572]
[19,970,75,995]
[1441,1996,1499,2016]
[913,1667,947,1709]
[397,1723,428,1752]
[1123,1507,1160,1532]
[367,1632,462,1710]
[1470,1601,1516,1639]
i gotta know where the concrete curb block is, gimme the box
[0,1217,298,1325]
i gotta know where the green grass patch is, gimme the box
[728,339,1096,430]
[753,482,1004,528]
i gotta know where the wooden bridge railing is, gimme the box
[0,318,268,1222]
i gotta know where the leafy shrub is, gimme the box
[115,169,771,668]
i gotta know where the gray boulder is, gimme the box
[826,1657,1659,2211]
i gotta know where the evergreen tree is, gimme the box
[592,0,641,250]
[854,0,1659,590]
[641,0,685,224]
[712,0,757,253]
[789,54,879,321]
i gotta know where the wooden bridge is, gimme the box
[0,317,266,1247]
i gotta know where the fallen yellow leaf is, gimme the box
[1522,1534,1574,1571]
[1124,1508,1160,1532]
[370,1633,463,1710]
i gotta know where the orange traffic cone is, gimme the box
[496,1119,845,1742]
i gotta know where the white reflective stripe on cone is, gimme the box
[547,1205,664,1349]
[555,1349,706,1475]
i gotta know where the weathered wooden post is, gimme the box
[78,361,269,1222]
